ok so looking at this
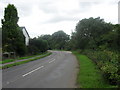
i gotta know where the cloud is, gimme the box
[45,14,80,23]
[0,0,119,38]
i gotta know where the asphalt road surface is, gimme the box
[2,51,78,88]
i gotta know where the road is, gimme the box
[2,51,78,88]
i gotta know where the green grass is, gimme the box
[1,52,48,64]
[0,59,15,64]
[17,52,47,60]
[72,51,116,88]
[2,52,52,69]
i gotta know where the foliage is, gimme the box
[28,37,48,54]
[82,50,120,87]
[2,4,27,56]
[72,51,115,88]
[74,17,112,50]
[51,30,70,50]
[70,17,120,87]
[37,31,70,50]
[38,34,52,49]
[2,52,52,69]
[100,24,120,51]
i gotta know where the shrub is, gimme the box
[82,49,120,86]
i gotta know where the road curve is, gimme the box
[2,51,78,88]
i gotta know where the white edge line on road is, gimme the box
[49,59,55,63]
[22,66,44,77]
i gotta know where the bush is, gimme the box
[81,49,120,87]
[100,61,119,85]
[28,38,48,55]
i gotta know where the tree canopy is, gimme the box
[74,17,113,50]
[2,4,26,56]
[51,30,69,50]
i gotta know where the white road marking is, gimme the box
[22,66,44,77]
[49,59,55,63]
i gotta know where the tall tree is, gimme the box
[51,30,69,50]
[2,4,26,56]
[101,24,120,51]
[38,35,52,49]
[28,38,48,54]
[75,17,112,50]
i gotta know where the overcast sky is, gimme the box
[0,0,119,38]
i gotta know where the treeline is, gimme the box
[2,4,70,57]
[69,17,120,87]
[29,30,70,54]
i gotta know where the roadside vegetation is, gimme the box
[2,52,51,69]
[0,52,48,64]
[70,18,120,87]
[73,51,117,88]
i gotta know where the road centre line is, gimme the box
[49,59,55,63]
[22,66,44,77]
[22,59,55,77]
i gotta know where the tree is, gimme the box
[100,24,120,52]
[2,4,26,56]
[38,35,52,49]
[68,32,78,50]
[51,30,69,50]
[28,37,48,54]
[74,17,112,50]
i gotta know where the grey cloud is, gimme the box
[39,6,58,14]
[79,2,93,8]
[17,4,32,17]
[78,1,103,13]
[108,0,119,5]
[37,0,100,17]
[45,15,80,23]
[0,0,33,17]
[38,1,59,14]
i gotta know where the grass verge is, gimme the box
[72,51,116,88]
[1,52,48,64]
[2,52,52,69]
[0,59,15,64]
